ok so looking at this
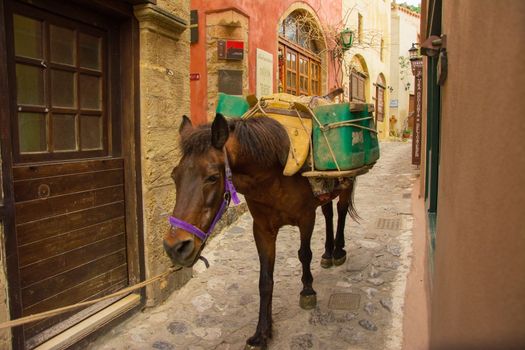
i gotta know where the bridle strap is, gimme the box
[168,149,239,244]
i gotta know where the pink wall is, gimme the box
[190,0,342,124]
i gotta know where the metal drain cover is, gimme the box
[375,218,401,230]
[328,293,360,311]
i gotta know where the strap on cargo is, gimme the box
[321,118,379,133]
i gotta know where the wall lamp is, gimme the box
[340,28,354,51]
[408,43,423,76]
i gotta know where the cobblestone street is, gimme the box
[89,141,418,350]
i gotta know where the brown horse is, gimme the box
[164,113,356,349]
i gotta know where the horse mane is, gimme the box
[180,117,290,168]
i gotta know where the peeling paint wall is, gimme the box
[135,0,193,306]
[190,0,343,124]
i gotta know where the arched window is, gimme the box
[278,11,321,96]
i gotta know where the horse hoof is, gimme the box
[320,257,333,269]
[244,344,264,350]
[299,294,317,310]
[333,254,347,266]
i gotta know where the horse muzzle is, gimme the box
[163,236,195,267]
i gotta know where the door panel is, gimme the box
[12,159,128,340]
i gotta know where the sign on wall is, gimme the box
[256,48,273,98]
[218,40,244,60]
[412,68,423,165]
[390,99,399,108]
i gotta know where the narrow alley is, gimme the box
[89,141,418,350]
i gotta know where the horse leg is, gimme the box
[298,212,317,309]
[321,201,334,268]
[246,219,276,350]
[333,190,350,266]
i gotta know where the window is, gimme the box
[375,75,386,122]
[349,71,366,102]
[11,13,107,159]
[376,85,385,122]
[278,11,322,96]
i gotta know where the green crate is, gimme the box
[313,103,365,170]
[355,106,380,165]
[216,93,249,118]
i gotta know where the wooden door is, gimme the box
[5,1,130,345]
[350,71,366,102]
[376,85,385,122]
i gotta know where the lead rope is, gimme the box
[0,266,183,330]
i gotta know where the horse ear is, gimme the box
[179,115,193,134]
[211,113,229,149]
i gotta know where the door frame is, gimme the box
[0,0,145,347]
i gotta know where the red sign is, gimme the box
[217,40,244,60]
[190,73,200,81]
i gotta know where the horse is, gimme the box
[164,113,357,349]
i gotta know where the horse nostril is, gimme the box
[173,238,194,260]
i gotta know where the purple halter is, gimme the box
[168,150,240,244]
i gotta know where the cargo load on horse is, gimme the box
[217,92,380,201]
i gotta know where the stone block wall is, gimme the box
[134,1,192,306]
[205,10,249,121]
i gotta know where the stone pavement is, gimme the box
[88,141,418,350]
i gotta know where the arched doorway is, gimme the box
[348,54,369,102]
[277,9,325,96]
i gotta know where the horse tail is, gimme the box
[347,177,361,222]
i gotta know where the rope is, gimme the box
[0,266,182,330]
[321,119,378,133]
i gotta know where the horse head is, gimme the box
[163,113,234,267]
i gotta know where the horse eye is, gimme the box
[205,175,219,183]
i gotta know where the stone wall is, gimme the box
[134,1,192,306]
[205,10,249,121]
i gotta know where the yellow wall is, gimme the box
[342,0,391,139]
[390,4,420,136]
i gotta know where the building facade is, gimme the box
[418,0,525,348]
[0,0,191,348]
[189,0,342,124]
[389,2,419,137]
[342,0,392,139]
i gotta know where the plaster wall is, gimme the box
[190,0,342,124]
[430,1,525,348]
[135,1,193,306]
[389,5,419,136]
[342,0,391,138]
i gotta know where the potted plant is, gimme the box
[402,129,411,139]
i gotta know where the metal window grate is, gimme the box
[328,293,361,311]
[375,218,401,230]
